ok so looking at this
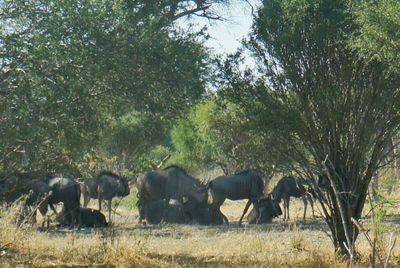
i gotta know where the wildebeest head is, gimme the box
[117,176,130,197]
[95,171,130,198]
[247,196,282,224]
[260,196,282,218]
[317,174,330,190]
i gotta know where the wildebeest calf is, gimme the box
[271,176,314,221]
[57,206,108,228]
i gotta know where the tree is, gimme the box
[171,96,283,174]
[220,0,400,257]
[0,0,225,173]
[351,0,400,74]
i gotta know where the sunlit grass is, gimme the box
[1,191,400,267]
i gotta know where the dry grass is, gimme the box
[1,194,400,267]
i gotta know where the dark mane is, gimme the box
[97,171,122,179]
[163,166,202,185]
[234,169,258,176]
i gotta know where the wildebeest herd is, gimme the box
[0,167,321,229]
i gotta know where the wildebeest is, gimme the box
[22,180,52,225]
[141,197,221,225]
[1,173,51,227]
[318,174,330,190]
[207,169,264,225]
[81,171,130,223]
[47,176,81,227]
[247,196,282,224]
[57,206,108,228]
[136,166,207,223]
[141,199,187,224]
[182,196,218,225]
[271,176,314,221]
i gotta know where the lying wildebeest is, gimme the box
[271,176,314,221]
[47,176,81,227]
[182,196,221,225]
[136,166,207,223]
[247,196,282,224]
[81,171,130,223]
[141,199,186,224]
[141,197,222,225]
[207,169,264,225]
[57,206,108,228]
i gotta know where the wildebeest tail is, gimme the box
[270,181,283,202]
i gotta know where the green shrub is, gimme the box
[113,188,138,210]
[379,168,399,195]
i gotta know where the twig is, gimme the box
[384,232,397,267]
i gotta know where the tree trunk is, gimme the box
[324,176,369,259]
[327,206,359,258]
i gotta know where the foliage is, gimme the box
[113,189,138,210]
[131,145,173,174]
[351,0,400,73]
[219,0,400,257]
[378,169,400,195]
[171,96,278,174]
[0,0,220,174]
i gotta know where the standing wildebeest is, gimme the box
[207,169,264,225]
[3,178,51,227]
[271,176,315,221]
[47,176,81,227]
[136,166,207,223]
[81,171,130,223]
[22,180,51,226]
[247,196,282,224]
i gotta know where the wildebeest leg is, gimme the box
[307,193,315,218]
[31,209,37,224]
[49,203,58,215]
[302,196,307,220]
[160,199,169,224]
[253,201,261,224]
[107,199,112,223]
[219,209,229,225]
[137,198,145,224]
[98,195,102,212]
[238,199,252,226]
[83,195,90,208]
[283,197,290,221]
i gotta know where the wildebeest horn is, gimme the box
[156,154,171,169]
